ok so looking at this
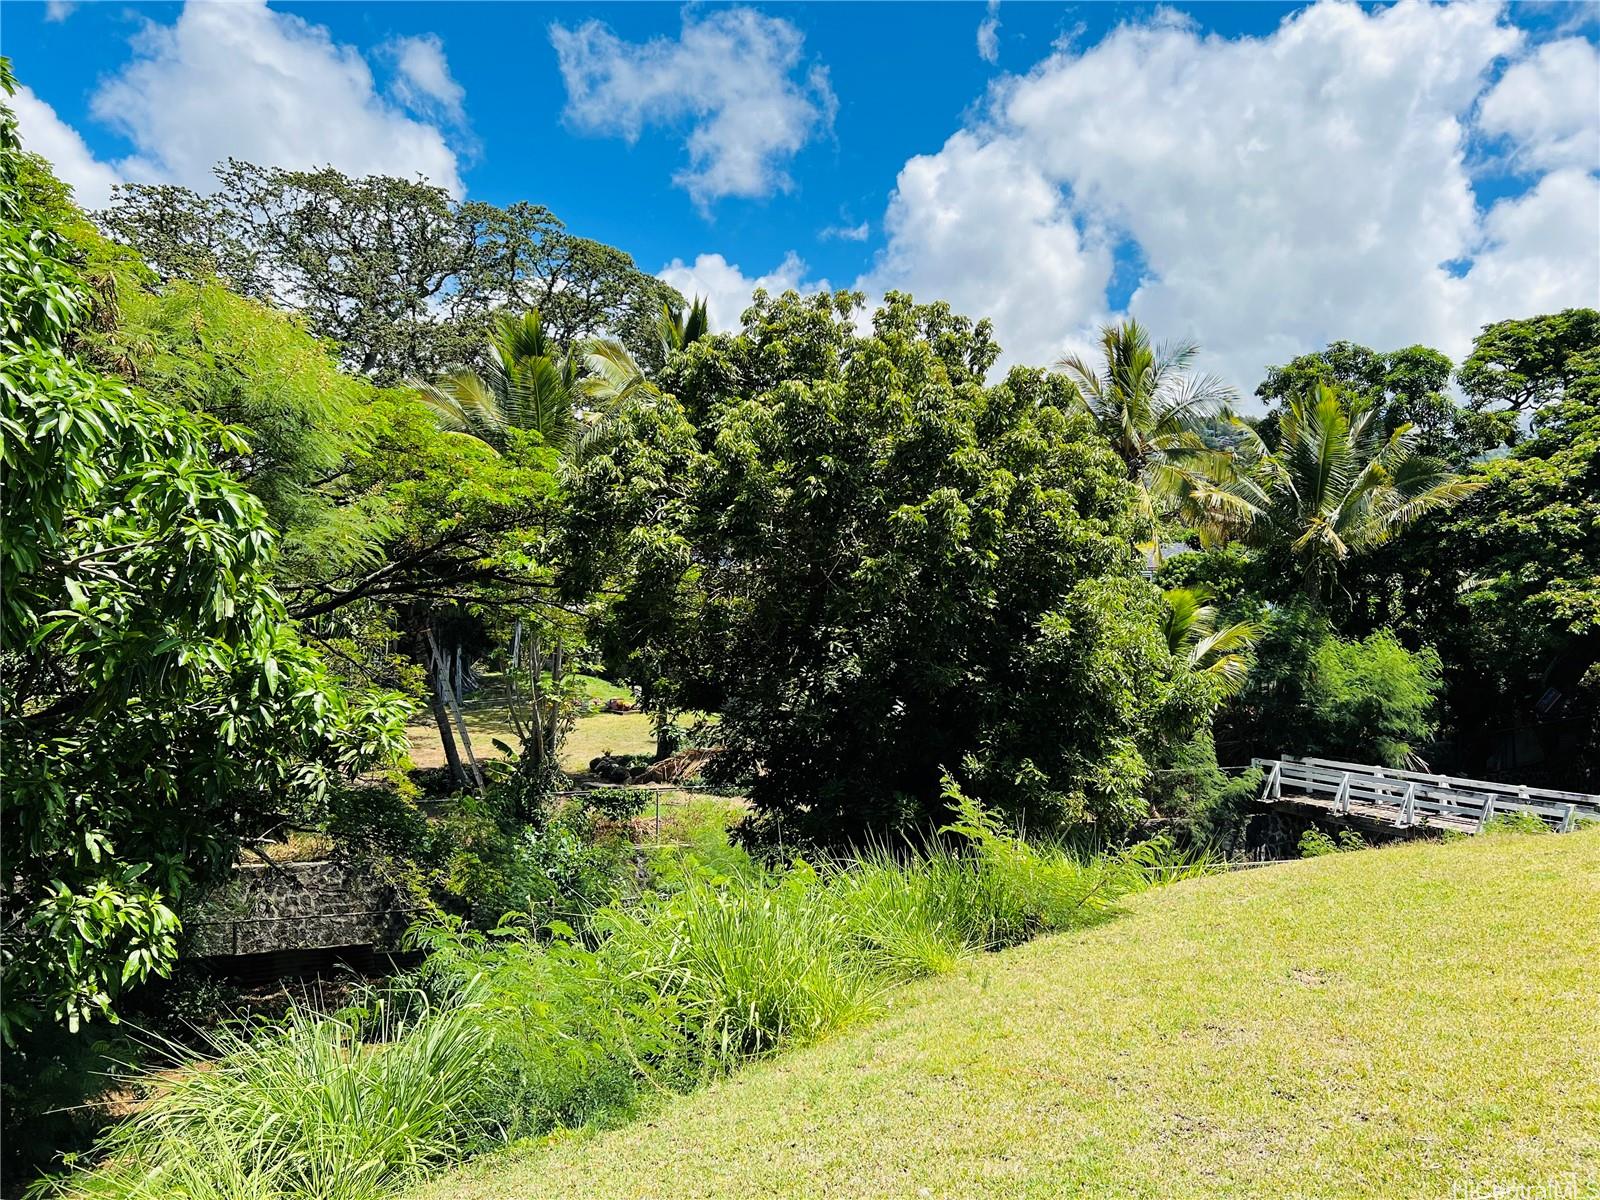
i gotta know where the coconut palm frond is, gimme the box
[1160,586,1215,656]
[1161,586,1261,694]
[491,309,554,367]
[502,355,580,453]
[658,295,712,357]
[414,370,507,452]
[579,337,656,409]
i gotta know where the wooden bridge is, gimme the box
[1251,755,1600,834]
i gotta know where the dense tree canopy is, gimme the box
[100,164,682,383]
[0,82,407,1037]
[1255,339,1496,462]
[568,291,1219,843]
[1458,309,1600,420]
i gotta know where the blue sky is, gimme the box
[7,0,1598,397]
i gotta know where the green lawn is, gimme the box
[415,830,1600,1200]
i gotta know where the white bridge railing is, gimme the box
[1250,755,1600,833]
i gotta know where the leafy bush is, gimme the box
[1298,828,1367,857]
[1220,606,1441,767]
[582,787,652,823]
[431,797,624,930]
[1483,812,1550,836]
[1308,631,1441,766]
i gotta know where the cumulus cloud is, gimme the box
[44,0,75,22]
[76,0,464,195]
[381,32,468,128]
[858,0,1600,395]
[658,251,830,331]
[551,8,835,208]
[11,84,120,209]
[977,0,1001,64]
[1458,167,1600,326]
[862,131,1111,371]
[1478,37,1600,172]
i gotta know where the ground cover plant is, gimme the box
[30,788,1210,1200]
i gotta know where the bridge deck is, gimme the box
[1252,756,1600,834]
[1276,790,1480,833]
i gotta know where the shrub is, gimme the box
[1484,812,1550,836]
[1221,606,1441,767]
[582,787,652,823]
[1298,828,1367,858]
[1309,632,1441,766]
[1298,829,1339,857]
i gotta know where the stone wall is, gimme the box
[186,859,416,958]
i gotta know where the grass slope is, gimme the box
[418,831,1599,1200]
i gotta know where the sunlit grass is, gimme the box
[43,800,1203,1200]
[415,828,1600,1200]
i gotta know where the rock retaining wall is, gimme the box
[187,860,415,958]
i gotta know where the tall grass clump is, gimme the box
[39,790,1214,1200]
[35,988,496,1200]
[596,865,879,1069]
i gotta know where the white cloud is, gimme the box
[858,0,1600,395]
[87,0,464,195]
[11,84,119,209]
[659,251,830,331]
[821,220,870,242]
[862,131,1111,372]
[1478,37,1600,172]
[977,0,1001,65]
[1458,167,1600,326]
[381,33,468,128]
[44,0,76,22]
[551,8,835,208]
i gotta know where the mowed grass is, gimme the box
[557,711,655,772]
[408,710,654,774]
[415,830,1600,1200]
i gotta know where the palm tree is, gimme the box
[1161,586,1261,695]
[1189,382,1484,598]
[417,311,657,462]
[1056,320,1238,558]
[657,295,710,357]
[416,310,582,455]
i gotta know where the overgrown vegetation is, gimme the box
[407,829,1600,1200]
[31,788,1210,1200]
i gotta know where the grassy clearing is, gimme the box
[416,829,1600,1200]
[555,712,654,773]
[405,708,655,775]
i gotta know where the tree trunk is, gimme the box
[429,651,466,786]
[545,641,565,760]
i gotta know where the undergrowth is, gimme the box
[34,782,1214,1200]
